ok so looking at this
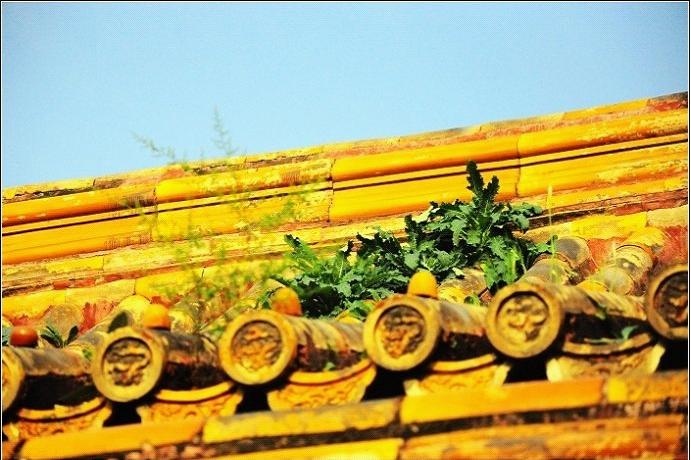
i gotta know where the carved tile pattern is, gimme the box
[552,345,662,380]
[411,364,508,395]
[269,366,375,410]
[231,321,282,372]
[497,294,549,346]
[138,391,242,423]
[654,272,688,327]
[104,338,152,387]
[378,307,425,358]
[2,405,111,441]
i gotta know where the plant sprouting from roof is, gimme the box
[272,235,408,321]
[130,110,311,332]
[40,324,79,348]
[280,161,553,319]
[358,161,553,292]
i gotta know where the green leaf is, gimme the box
[466,161,484,195]
[40,325,63,348]
[480,262,501,292]
[108,312,130,333]
[66,326,79,345]
[464,294,482,305]
[619,325,638,341]
[466,229,482,245]
[585,325,639,344]
[450,219,465,246]
[335,281,352,297]
[404,252,420,271]
[485,176,500,203]
[593,301,608,321]
[488,237,507,257]
[257,286,281,309]
[1,326,11,346]
[512,214,529,232]
[82,348,93,361]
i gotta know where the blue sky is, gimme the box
[1,3,688,188]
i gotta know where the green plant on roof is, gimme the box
[1,326,11,346]
[280,161,553,319]
[273,236,407,321]
[358,161,553,293]
[134,113,552,324]
[132,109,309,332]
[40,324,79,348]
[583,325,639,345]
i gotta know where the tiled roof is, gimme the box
[1,92,688,459]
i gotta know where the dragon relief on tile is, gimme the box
[497,294,549,345]
[552,345,662,380]
[103,338,153,387]
[137,391,243,423]
[378,306,425,358]
[654,272,688,327]
[3,405,111,441]
[410,363,509,395]
[231,321,283,372]
[268,365,376,410]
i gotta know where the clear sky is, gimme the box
[1,3,688,188]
